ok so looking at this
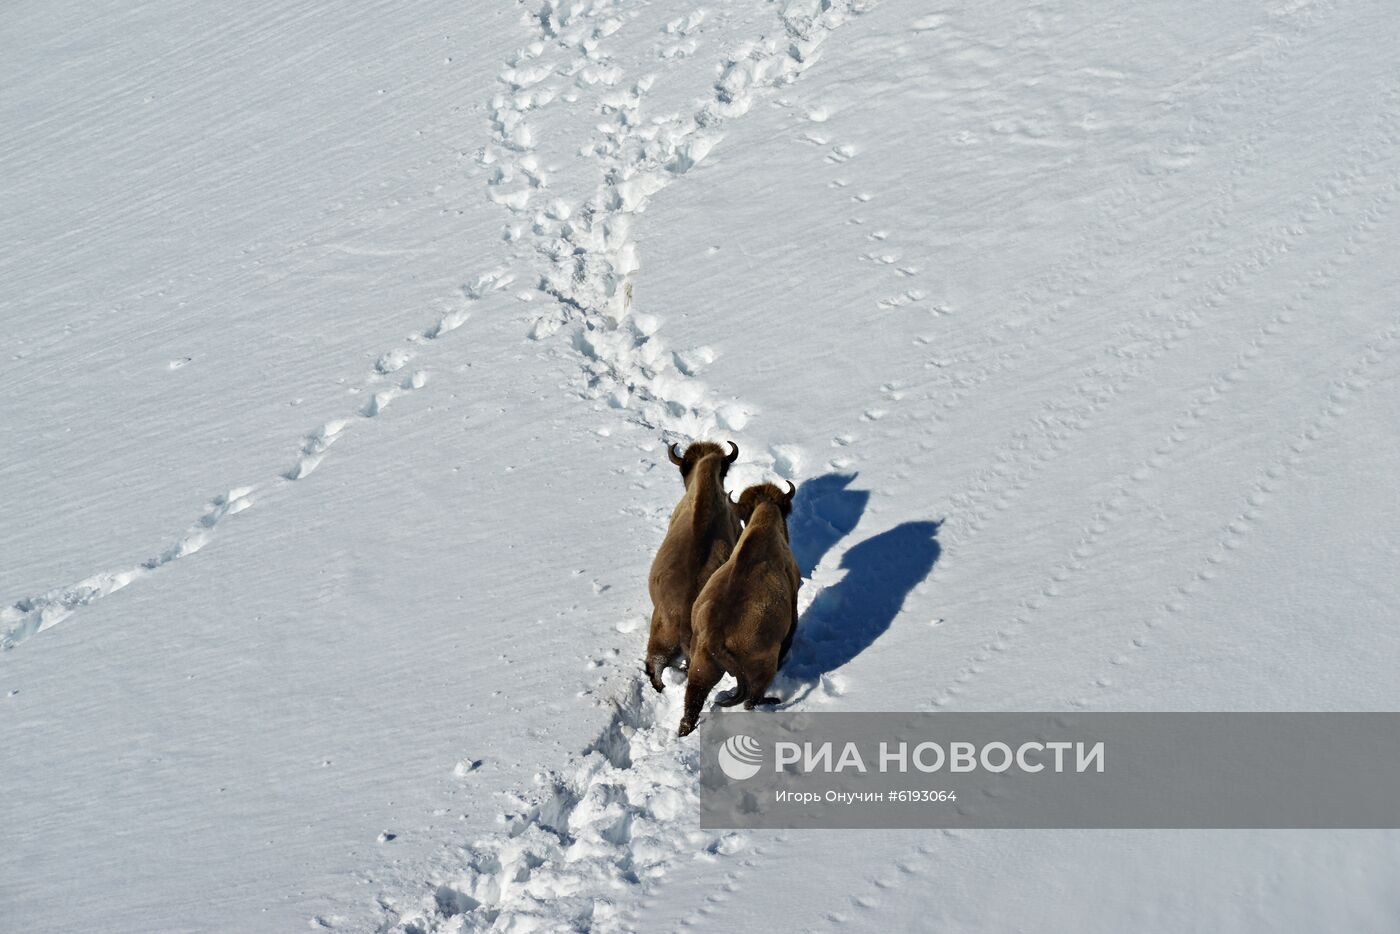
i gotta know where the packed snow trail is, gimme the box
[370,3,882,930]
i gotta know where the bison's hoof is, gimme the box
[677,719,697,737]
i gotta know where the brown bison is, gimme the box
[678,481,800,736]
[645,440,741,692]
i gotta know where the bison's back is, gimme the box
[652,500,737,595]
[695,548,789,644]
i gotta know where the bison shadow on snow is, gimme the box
[788,472,870,578]
[782,474,942,689]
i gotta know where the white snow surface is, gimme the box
[4,0,1400,930]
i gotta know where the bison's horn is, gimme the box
[725,441,739,463]
[783,480,797,502]
[667,442,685,466]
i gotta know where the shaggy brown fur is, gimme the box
[678,481,800,736]
[644,440,741,692]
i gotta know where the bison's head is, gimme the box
[666,440,739,488]
[731,481,797,524]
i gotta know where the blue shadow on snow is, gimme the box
[785,519,943,681]
[788,473,870,578]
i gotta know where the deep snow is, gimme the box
[3,0,1400,930]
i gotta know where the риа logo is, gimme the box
[718,734,764,780]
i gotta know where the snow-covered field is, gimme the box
[4,0,1399,930]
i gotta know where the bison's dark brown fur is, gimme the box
[644,440,741,692]
[678,481,800,736]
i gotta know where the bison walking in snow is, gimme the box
[645,440,741,692]
[678,481,800,736]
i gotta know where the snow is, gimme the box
[3,0,1400,930]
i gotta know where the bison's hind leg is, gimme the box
[678,649,724,736]
[715,677,749,707]
[709,643,748,707]
[740,652,782,710]
[644,608,680,693]
[644,655,668,692]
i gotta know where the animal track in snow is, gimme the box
[1,487,254,649]
[662,8,707,37]
[877,289,927,309]
[916,15,1363,428]
[516,0,869,437]
[6,249,507,648]
[927,89,1400,617]
[657,7,707,59]
[1068,316,1400,708]
[373,2,876,930]
[377,676,742,933]
[790,89,927,311]
[375,348,414,374]
[826,142,856,163]
[285,419,348,480]
[919,92,1400,709]
[4,254,508,645]
[362,370,428,418]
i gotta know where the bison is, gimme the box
[644,440,741,692]
[678,481,800,736]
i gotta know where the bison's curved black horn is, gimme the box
[783,480,797,502]
[725,441,739,463]
[667,442,685,466]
